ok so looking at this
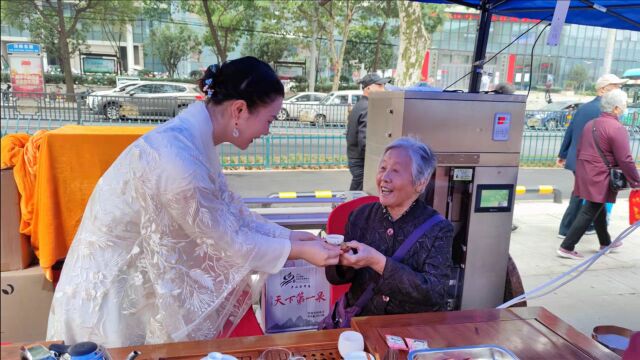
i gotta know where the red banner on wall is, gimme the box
[450,13,539,23]
[506,54,516,84]
[9,55,44,97]
[421,51,430,81]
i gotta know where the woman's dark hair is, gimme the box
[198,56,284,113]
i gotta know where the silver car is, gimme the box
[90,81,204,120]
[277,92,326,120]
[299,90,363,126]
[86,82,142,111]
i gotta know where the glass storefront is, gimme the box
[431,12,640,91]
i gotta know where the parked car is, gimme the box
[86,82,142,109]
[526,100,583,130]
[89,81,204,120]
[298,90,363,126]
[277,92,326,120]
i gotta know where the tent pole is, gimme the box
[469,0,492,93]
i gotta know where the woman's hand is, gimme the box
[339,241,387,274]
[289,240,341,267]
[289,230,320,241]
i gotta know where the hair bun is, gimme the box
[197,56,283,110]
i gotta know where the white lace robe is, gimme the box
[47,102,291,347]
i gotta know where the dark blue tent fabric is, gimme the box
[417,1,640,31]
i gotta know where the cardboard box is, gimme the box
[262,260,331,333]
[1,266,55,342]
[1,169,34,271]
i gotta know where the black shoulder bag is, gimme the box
[592,121,628,191]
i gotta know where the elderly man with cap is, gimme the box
[556,74,628,240]
[346,73,390,191]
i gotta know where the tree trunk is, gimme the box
[326,24,338,91]
[308,12,319,92]
[331,3,356,91]
[202,0,227,63]
[55,0,75,98]
[395,1,431,87]
[372,21,387,72]
[222,29,229,63]
[332,22,351,91]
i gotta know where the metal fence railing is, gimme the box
[2,92,639,169]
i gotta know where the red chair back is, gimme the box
[326,195,379,304]
[229,308,264,337]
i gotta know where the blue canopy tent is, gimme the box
[415,0,640,92]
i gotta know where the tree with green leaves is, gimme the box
[395,2,446,87]
[241,4,297,67]
[266,1,324,91]
[357,0,398,74]
[343,25,395,74]
[0,0,140,96]
[319,0,366,91]
[147,24,201,78]
[242,33,293,66]
[568,64,590,92]
[95,2,140,75]
[182,0,262,64]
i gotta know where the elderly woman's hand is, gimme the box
[340,241,387,274]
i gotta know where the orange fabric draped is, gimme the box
[1,131,47,236]
[3,126,151,280]
[33,126,151,280]
[1,133,30,169]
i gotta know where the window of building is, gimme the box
[134,45,141,66]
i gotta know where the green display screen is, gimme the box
[480,189,510,208]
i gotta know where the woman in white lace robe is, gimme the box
[47,57,341,347]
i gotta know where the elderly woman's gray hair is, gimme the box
[600,88,628,114]
[383,137,437,185]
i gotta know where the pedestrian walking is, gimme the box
[557,89,640,259]
[556,74,627,240]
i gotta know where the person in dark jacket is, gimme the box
[327,137,453,316]
[346,73,390,191]
[558,89,640,259]
[556,74,627,239]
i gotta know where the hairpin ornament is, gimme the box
[203,78,214,97]
[203,64,221,98]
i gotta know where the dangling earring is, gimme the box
[232,127,239,138]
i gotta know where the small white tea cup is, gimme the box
[338,330,364,357]
[326,234,345,246]
[343,351,375,360]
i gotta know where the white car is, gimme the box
[277,92,326,120]
[299,90,363,126]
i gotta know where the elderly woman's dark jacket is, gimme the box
[326,200,453,315]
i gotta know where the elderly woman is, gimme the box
[558,89,640,259]
[325,137,453,323]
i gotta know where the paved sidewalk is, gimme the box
[510,199,640,335]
